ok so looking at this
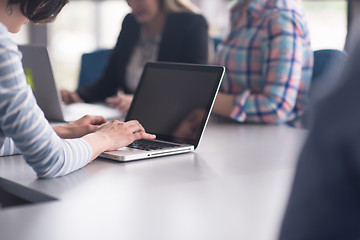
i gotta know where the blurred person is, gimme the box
[0,0,155,178]
[279,20,360,239]
[61,0,209,112]
[212,0,313,127]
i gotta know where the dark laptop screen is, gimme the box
[125,62,224,148]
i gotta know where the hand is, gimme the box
[106,93,133,112]
[53,115,107,139]
[61,89,84,104]
[95,120,155,151]
[82,120,156,161]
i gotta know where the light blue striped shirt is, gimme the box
[0,23,92,178]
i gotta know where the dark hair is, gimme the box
[8,0,69,23]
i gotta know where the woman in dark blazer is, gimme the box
[61,0,208,112]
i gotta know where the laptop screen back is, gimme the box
[125,62,224,148]
[18,45,65,122]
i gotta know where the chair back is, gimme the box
[212,37,222,52]
[312,49,348,84]
[78,49,112,87]
[302,49,348,128]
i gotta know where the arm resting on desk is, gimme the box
[0,138,21,156]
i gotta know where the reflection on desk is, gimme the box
[0,118,307,240]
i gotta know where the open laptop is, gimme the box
[18,45,123,122]
[100,62,225,161]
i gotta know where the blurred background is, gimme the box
[10,0,351,91]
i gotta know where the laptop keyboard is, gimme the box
[128,139,180,151]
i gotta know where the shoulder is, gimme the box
[0,23,19,57]
[268,0,308,25]
[118,13,141,37]
[167,12,208,27]
[262,0,310,36]
[121,13,138,28]
[0,24,21,69]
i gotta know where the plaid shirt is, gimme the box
[215,0,313,126]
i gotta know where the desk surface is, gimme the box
[0,117,307,240]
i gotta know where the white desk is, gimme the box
[0,117,307,240]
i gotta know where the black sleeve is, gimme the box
[77,14,136,102]
[181,14,209,64]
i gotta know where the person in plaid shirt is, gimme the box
[212,0,313,126]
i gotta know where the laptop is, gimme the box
[18,45,123,122]
[100,62,225,161]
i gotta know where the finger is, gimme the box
[126,120,139,124]
[134,122,146,133]
[67,93,75,103]
[61,91,70,104]
[62,96,68,104]
[106,95,121,103]
[113,101,123,110]
[64,91,74,103]
[126,120,141,128]
[75,94,84,103]
[70,92,83,103]
[133,132,156,140]
[106,99,119,108]
[125,120,145,133]
[89,115,108,125]
[97,121,109,128]
[106,97,116,103]
[115,102,125,111]
[106,101,115,108]
[127,124,144,135]
[117,101,129,112]
[87,124,99,133]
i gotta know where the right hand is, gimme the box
[94,120,155,152]
[61,89,84,104]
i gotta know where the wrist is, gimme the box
[53,124,74,139]
[82,132,110,160]
[53,125,66,138]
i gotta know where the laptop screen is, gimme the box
[125,62,224,148]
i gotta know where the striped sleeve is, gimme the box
[0,137,21,156]
[0,28,92,178]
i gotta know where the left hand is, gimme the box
[106,93,133,112]
[53,115,107,139]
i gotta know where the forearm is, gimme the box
[212,93,235,117]
[82,132,109,161]
[214,91,295,123]
[15,120,92,178]
[30,138,92,178]
[0,138,21,156]
[241,94,292,123]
